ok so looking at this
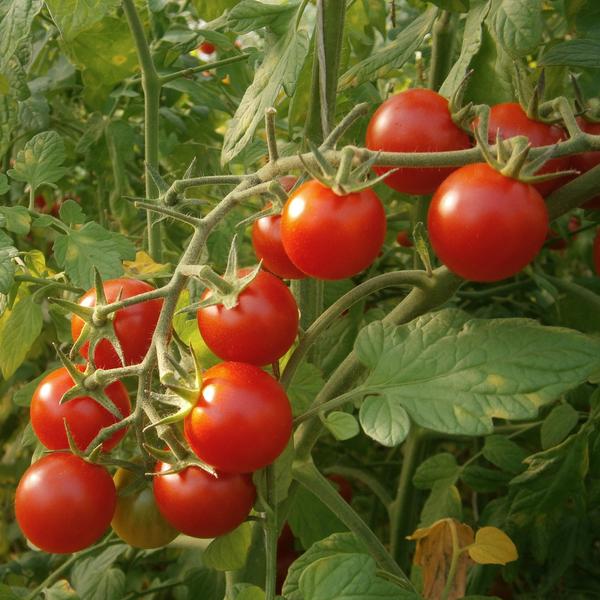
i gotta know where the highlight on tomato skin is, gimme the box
[15,453,117,554]
[153,461,256,539]
[427,163,549,282]
[184,361,292,474]
[30,366,131,452]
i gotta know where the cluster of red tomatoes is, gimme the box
[16,273,296,553]
[366,87,600,282]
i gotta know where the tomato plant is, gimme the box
[184,361,292,473]
[428,163,548,281]
[594,229,600,275]
[30,367,131,452]
[15,453,116,554]
[281,180,386,279]
[153,462,256,538]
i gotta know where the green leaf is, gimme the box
[254,439,294,502]
[287,362,324,416]
[221,28,309,164]
[191,0,238,21]
[359,395,410,447]
[0,248,15,295]
[203,522,252,571]
[429,0,469,11]
[540,39,600,68]
[413,453,459,490]
[0,174,8,194]
[226,0,299,34]
[0,96,18,162]
[71,545,127,600]
[231,585,265,600]
[53,221,136,288]
[298,553,419,600]
[0,0,43,62]
[59,199,86,225]
[353,309,600,437]
[419,481,462,527]
[323,411,360,441]
[548,276,600,334]
[14,371,50,407]
[45,0,120,41]
[282,533,366,600]
[482,435,528,474]
[0,296,43,379]
[493,0,543,57]
[540,403,579,450]
[7,131,67,191]
[0,584,26,600]
[461,464,512,492]
[0,206,31,235]
[338,7,436,91]
[18,94,50,133]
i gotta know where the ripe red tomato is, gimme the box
[71,278,163,369]
[365,88,471,195]
[15,453,116,553]
[594,229,600,275]
[153,462,256,538]
[484,103,570,196]
[396,230,413,248]
[428,163,548,282]
[184,362,292,473]
[30,367,131,452]
[197,270,298,366]
[199,41,215,54]
[281,180,386,279]
[111,468,178,549]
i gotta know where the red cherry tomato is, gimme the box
[428,163,548,282]
[199,41,215,54]
[365,88,471,195]
[197,269,298,366]
[396,230,413,248]
[281,180,386,280]
[484,103,570,196]
[71,278,163,369]
[327,473,353,503]
[184,362,292,474]
[30,367,131,452]
[547,215,581,251]
[594,229,600,275]
[153,462,256,538]
[34,195,48,212]
[15,453,116,553]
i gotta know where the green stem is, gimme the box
[294,388,372,424]
[122,0,162,260]
[292,460,414,590]
[546,162,600,219]
[14,274,83,293]
[428,11,456,91]
[159,53,251,85]
[264,464,278,600]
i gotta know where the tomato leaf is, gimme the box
[45,0,120,41]
[226,0,299,35]
[231,585,265,600]
[71,545,127,600]
[540,39,600,68]
[540,403,579,450]
[203,522,253,571]
[482,435,528,474]
[7,131,67,191]
[0,174,8,195]
[359,395,410,447]
[0,206,30,235]
[53,222,136,288]
[413,453,460,490]
[419,481,462,527]
[58,199,86,225]
[354,309,600,437]
[493,0,543,57]
[323,412,360,441]
[429,0,469,12]
[0,0,43,61]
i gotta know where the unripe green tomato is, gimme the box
[111,467,179,549]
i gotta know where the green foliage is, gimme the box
[203,523,253,571]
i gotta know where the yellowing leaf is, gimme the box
[123,251,171,278]
[467,526,518,565]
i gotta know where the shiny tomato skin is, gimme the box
[485,103,570,196]
[71,278,163,369]
[15,453,116,554]
[199,41,215,54]
[252,214,307,279]
[153,462,256,538]
[111,468,178,549]
[280,180,387,280]
[594,229,600,275]
[428,163,548,282]
[197,270,298,366]
[184,362,292,474]
[30,367,131,452]
[365,88,471,195]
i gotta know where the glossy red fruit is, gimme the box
[365,88,471,195]
[30,367,131,452]
[484,103,570,196]
[71,278,163,369]
[184,362,292,474]
[428,163,548,282]
[396,230,413,248]
[281,180,387,280]
[594,229,600,275]
[199,41,215,54]
[197,269,298,366]
[153,462,256,538]
[15,453,116,553]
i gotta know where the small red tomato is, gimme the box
[327,473,353,503]
[34,195,49,212]
[15,453,116,553]
[396,230,413,248]
[484,103,570,196]
[428,163,548,282]
[71,278,163,369]
[281,180,387,280]
[30,367,131,452]
[365,88,471,195]
[594,229,600,275]
[197,269,298,366]
[153,462,256,538]
[199,41,215,54]
[184,362,292,474]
